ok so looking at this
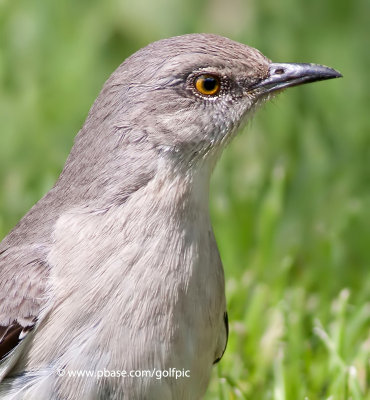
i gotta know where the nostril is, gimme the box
[274,68,285,75]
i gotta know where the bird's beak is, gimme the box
[251,63,342,94]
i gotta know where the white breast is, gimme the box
[21,164,226,399]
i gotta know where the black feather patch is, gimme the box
[213,311,229,364]
[0,321,35,361]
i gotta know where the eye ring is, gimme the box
[194,74,221,96]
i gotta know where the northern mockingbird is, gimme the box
[0,34,341,399]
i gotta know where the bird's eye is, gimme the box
[194,74,221,96]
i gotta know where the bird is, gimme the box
[0,33,341,399]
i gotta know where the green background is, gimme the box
[0,0,369,398]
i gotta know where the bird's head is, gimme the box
[90,34,341,166]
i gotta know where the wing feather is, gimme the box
[0,244,49,381]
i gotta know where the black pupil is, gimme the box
[203,77,217,91]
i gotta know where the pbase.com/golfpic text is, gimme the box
[56,367,191,380]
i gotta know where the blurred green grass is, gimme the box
[0,0,369,398]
